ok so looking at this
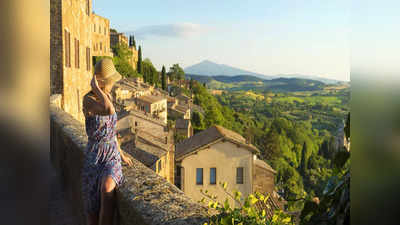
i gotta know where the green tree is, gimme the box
[192,111,206,132]
[137,45,142,74]
[129,35,136,48]
[261,128,281,160]
[142,58,159,86]
[300,142,309,176]
[344,112,350,142]
[161,65,167,90]
[168,64,185,82]
[107,43,138,78]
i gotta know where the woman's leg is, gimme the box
[99,176,116,225]
[87,212,99,225]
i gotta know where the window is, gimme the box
[94,24,96,32]
[104,27,106,35]
[100,42,102,51]
[196,168,203,185]
[75,38,80,68]
[86,0,90,16]
[135,121,138,126]
[86,47,91,71]
[236,167,244,184]
[64,30,71,67]
[210,168,216,184]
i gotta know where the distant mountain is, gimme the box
[184,60,272,79]
[184,60,344,84]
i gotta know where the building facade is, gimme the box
[50,0,112,122]
[175,126,268,207]
[91,14,113,57]
[136,95,167,124]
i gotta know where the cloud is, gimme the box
[127,23,210,39]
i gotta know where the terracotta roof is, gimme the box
[177,94,191,101]
[121,135,167,167]
[254,159,276,174]
[174,104,190,113]
[137,95,166,104]
[176,119,190,129]
[254,191,285,219]
[175,125,259,160]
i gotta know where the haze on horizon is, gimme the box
[93,0,349,81]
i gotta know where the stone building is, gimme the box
[116,101,175,183]
[117,127,175,184]
[168,104,191,120]
[50,0,112,122]
[135,95,167,124]
[113,77,152,103]
[110,32,139,70]
[91,13,113,57]
[175,125,278,207]
[175,118,193,139]
[110,31,128,47]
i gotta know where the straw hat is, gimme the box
[94,58,122,86]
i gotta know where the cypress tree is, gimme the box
[137,45,142,74]
[300,141,308,175]
[161,65,167,90]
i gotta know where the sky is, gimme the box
[93,0,350,81]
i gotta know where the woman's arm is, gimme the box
[91,75,115,115]
[114,136,133,166]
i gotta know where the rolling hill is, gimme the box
[184,60,343,84]
[186,74,326,92]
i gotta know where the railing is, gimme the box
[50,102,209,225]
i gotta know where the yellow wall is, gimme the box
[180,141,253,207]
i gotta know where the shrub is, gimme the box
[199,182,294,225]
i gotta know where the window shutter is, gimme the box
[64,30,71,68]
[86,47,91,71]
[75,38,80,68]
[64,30,68,67]
[86,0,90,16]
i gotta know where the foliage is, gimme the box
[137,45,142,74]
[142,58,159,86]
[94,44,139,78]
[129,35,136,48]
[299,149,350,225]
[168,64,185,81]
[191,111,206,132]
[161,65,167,90]
[200,182,294,225]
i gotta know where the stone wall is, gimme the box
[252,166,275,195]
[50,0,63,95]
[50,103,209,225]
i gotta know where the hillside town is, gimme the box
[50,0,285,220]
[50,1,351,225]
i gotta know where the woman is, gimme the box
[81,58,133,225]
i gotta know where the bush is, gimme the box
[199,182,294,225]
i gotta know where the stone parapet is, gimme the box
[50,104,209,225]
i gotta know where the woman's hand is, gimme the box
[121,152,133,166]
[91,75,100,92]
